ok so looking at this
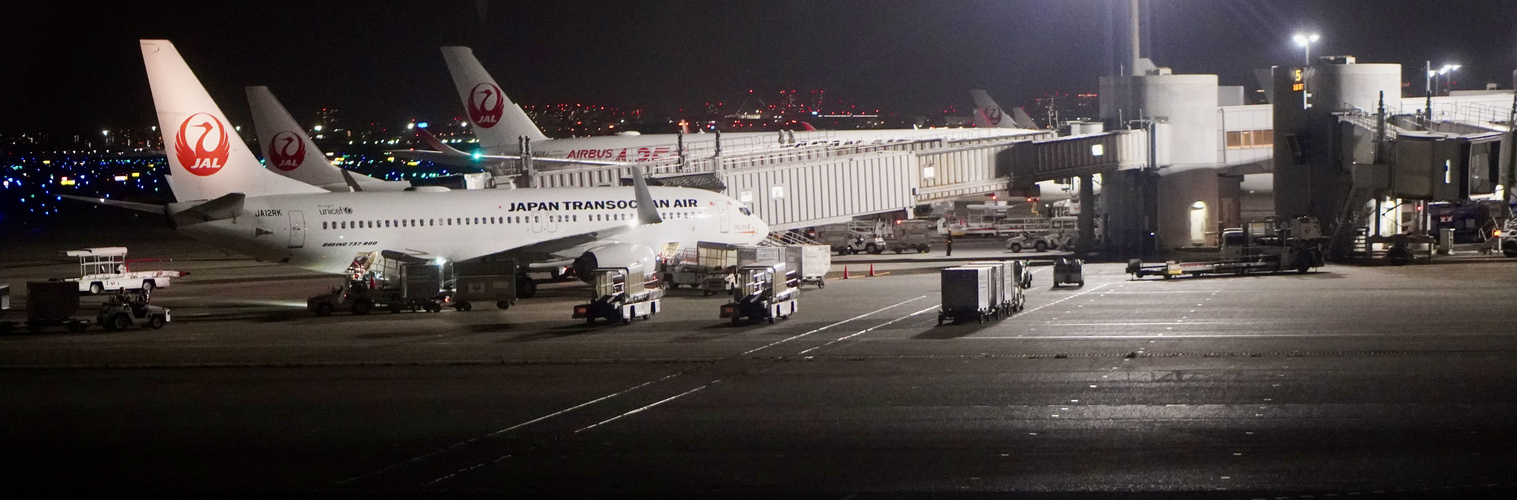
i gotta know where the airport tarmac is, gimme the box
[2,219,1516,496]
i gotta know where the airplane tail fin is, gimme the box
[969,89,1014,129]
[1011,107,1038,129]
[246,86,349,190]
[140,40,324,202]
[440,46,549,152]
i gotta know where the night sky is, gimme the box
[4,0,1515,134]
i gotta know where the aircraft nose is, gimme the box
[754,216,770,243]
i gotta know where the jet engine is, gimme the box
[572,243,659,282]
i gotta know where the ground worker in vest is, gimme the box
[945,234,953,256]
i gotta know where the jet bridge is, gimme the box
[512,128,1151,233]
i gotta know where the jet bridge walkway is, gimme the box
[516,128,1149,232]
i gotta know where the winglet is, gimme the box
[631,166,662,225]
[416,127,472,157]
[340,169,362,192]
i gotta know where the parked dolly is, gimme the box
[451,260,519,312]
[720,263,799,325]
[1,282,94,334]
[1052,257,1084,287]
[573,262,663,325]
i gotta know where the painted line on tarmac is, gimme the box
[798,305,941,355]
[739,295,927,356]
[425,383,715,486]
[337,371,685,486]
[969,332,1517,339]
[573,383,711,434]
[1019,282,1112,315]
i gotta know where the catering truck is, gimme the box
[1127,216,1328,279]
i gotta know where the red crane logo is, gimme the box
[174,113,231,176]
[467,82,506,128]
[269,131,306,171]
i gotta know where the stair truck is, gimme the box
[720,263,799,325]
[968,261,1026,314]
[1127,216,1328,279]
[938,266,994,325]
[574,262,663,325]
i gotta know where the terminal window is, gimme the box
[1226,129,1274,149]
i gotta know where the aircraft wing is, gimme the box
[60,195,165,214]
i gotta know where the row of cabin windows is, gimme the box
[318,211,700,231]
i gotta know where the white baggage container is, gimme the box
[796,244,831,288]
[938,267,992,325]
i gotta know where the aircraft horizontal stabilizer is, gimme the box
[169,192,246,225]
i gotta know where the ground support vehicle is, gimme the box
[97,290,170,331]
[1503,218,1516,258]
[882,220,933,253]
[938,266,994,325]
[0,282,94,333]
[816,222,886,255]
[796,245,831,288]
[63,247,186,294]
[720,264,799,325]
[1127,216,1328,279]
[968,261,1026,314]
[1052,258,1084,287]
[309,256,448,315]
[1004,231,1056,253]
[1012,260,1034,289]
[452,260,519,311]
[574,263,663,325]
[307,283,383,316]
[665,242,738,291]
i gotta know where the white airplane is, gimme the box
[246,86,410,192]
[970,90,1038,129]
[387,47,1044,168]
[87,40,769,295]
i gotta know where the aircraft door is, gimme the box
[548,211,560,233]
[719,203,731,233]
[287,210,306,248]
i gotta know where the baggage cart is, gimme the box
[938,267,993,325]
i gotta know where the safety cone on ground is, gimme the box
[842,266,850,279]
[868,263,876,277]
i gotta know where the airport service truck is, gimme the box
[63,247,185,294]
[721,263,799,325]
[881,219,933,253]
[1127,216,1328,279]
[574,262,663,325]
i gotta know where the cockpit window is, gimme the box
[738,207,752,216]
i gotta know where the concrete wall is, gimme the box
[1101,73,1220,170]
[1156,168,1223,247]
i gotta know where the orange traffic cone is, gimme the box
[868,263,876,277]
[842,266,850,279]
